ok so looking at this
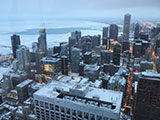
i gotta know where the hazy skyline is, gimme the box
[1,0,160,22]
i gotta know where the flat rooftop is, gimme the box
[58,73,88,83]
[141,70,160,80]
[16,79,33,88]
[34,80,123,113]
[41,57,60,63]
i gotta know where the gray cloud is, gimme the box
[1,0,160,21]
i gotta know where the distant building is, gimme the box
[28,82,44,98]
[133,70,160,120]
[11,34,21,58]
[32,42,38,53]
[16,45,31,71]
[140,60,153,72]
[83,52,92,64]
[139,32,149,41]
[41,57,61,76]
[38,29,47,55]
[53,46,61,54]
[103,27,108,38]
[91,35,101,48]
[71,31,81,47]
[71,47,80,73]
[134,22,140,39]
[113,43,121,65]
[61,56,68,75]
[84,64,100,82]
[68,37,77,61]
[133,43,142,58]
[123,13,131,40]
[16,79,33,103]
[60,43,68,57]
[100,50,112,64]
[122,40,130,52]
[109,24,118,41]
[103,63,120,76]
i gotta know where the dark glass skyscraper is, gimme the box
[113,43,121,65]
[123,13,131,40]
[134,22,140,39]
[109,24,118,41]
[11,34,21,58]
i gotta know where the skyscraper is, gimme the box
[16,45,30,71]
[103,27,108,38]
[71,47,80,73]
[11,34,21,58]
[68,37,77,61]
[71,30,81,47]
[61,56,68,75]
[134,22,140,39]
[109,24,118,41]
[123,13,131,40]
[113,43,121,65]
[38,29,47,55]
[134,70,160,120]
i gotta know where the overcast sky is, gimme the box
[1,0,160,22]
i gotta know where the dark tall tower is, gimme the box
[11,34,21,58]
[103,27,108,38]
[61,56,68,75]
[134,22,140,39]
[109,24,118,41]
[123,13,131,40]
[134,71,160,120]
[113,43,121,65]
[38,29,47,55]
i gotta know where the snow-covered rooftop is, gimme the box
[141,70,160,80]
[16,79,33,88]
[34,80,123,113]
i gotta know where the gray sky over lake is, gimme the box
[1,0,160,21]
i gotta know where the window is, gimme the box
[50,104,54,110]
[40,101,44,107]
[45,102,49,109]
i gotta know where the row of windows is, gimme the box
[35,100,116,120]
[36,108,114,120]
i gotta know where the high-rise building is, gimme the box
[16,45,31,71]
[123,13,131,40]
[38,29,47,55]
[122,40,130,52]
[103,27,108,38]
[79,62,85,76]
[113,43,121,65]
[133,70,160,120]
[68,37,77,61]
[100,50,112,64]
[83,52,92,64]
[71,47,80,73]
[134,22,140,39]
[11,34,21,58]
[16,79,33,103]
[32,42,38,53]
[91,35,101,48]
[60,43,68,57]
[109,24,118,41]
[40,57,61,76]
[34,80,123,120]
[133,43,142,58]
[71,31,81,47]
[61,56,68,75]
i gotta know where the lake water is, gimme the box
[0,19,108,55]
